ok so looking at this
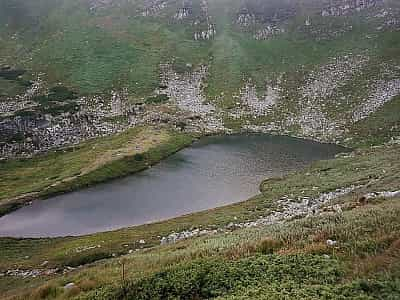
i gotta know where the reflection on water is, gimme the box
[0,134,347,237]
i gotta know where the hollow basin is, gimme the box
[0,134,348,237]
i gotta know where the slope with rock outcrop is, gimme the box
[1,0,400,157]
[0,0,400,299]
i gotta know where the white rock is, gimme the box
[326,239,337,246]
[40,261,49,267]
[64,282,76,290]
[332,204,343,213]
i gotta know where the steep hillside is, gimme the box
[1,0,400,159]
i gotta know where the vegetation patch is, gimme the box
[0,68,25,81]
[33,86,77,104]
[115,255,341,300]
[145,94,169,105]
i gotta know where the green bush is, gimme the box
[31,283,59,300]
[0,69,25,80]
[15,109,39,117]
[64,251,111,268]
[221,277,400,299]
[115,255,342,300]
[39,102,79,115]
[133,153,145,161]
[145,94,169,104]
[48,86,77,101]
[257,238,283,254]
[33,86,77,105]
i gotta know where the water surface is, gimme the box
[0,134,347,237]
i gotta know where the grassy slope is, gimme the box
[1,0,399,102]
[0,141,399,298]
[0,0,210,98]
[0,127,195,217]
[1,0,399,143]
[345,95,400,147]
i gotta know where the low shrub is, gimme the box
[257,238,283,254]
[145,94,169,104]
[64,251,111,267]
[64,285,81,298]
[0,69,25,80]
[133,153,145,161]
[31,283,58,299]
[48,86,77,101]
[115,254,342,300]
[78,279,98,292]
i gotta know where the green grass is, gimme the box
[145,94,169,104]
[1,0,399,104]
[0,0,210,97]
[115,254,343,300]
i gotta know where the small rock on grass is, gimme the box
[64,282,76,290]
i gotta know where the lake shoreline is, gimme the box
[0,129,350,219]
[0,132,348,238]
[0,128,197,218]
[0,143,397,276]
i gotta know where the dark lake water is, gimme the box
[0,134,347,238]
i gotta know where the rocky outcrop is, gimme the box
[159,64,225,132]
[192,0,217,40]
[373,7,400,31]
[160,185,364,244]
[352,78,400,122]
[0,112,126,159]
[301,54,369,101]
[175,7,192,20]
[321,0,382,17]
[141,0,167,17]
[194,23,216,40]
[235,2,295,40]
[2,268,59,278]
[0,90,143,159]
[88,0,114,11]
[239,81,280,116]
[236,10,256,27]
[254,25,285,40]
[0,100,37,117]
[361,190,400,200]
[283,54,369,141]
